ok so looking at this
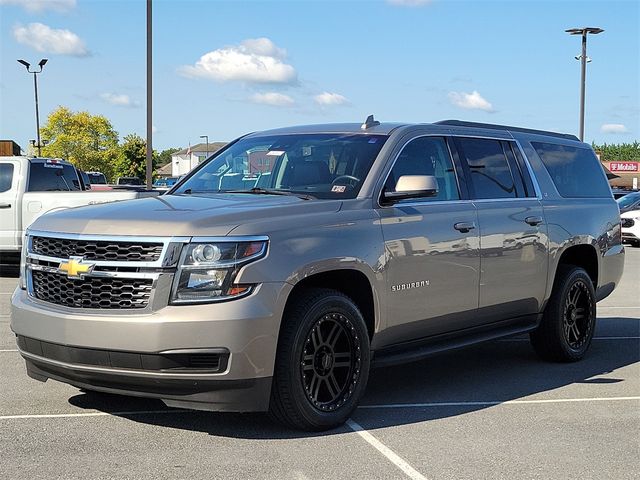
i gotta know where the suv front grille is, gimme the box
[621,218,634,228]
[32,236,164,262]
[32,270,153,309]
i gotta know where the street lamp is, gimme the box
[565,27,604,142]
[17,58,48,156]
[200,135,209,159]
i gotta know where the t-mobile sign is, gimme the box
[607,162,639,172]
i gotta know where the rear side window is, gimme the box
[456,138,517,199]
[0,164,14,192]
[532,142,610,198]
[384,136,460,202]
[28,162,81,192]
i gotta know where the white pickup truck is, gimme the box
[0,156,157,255]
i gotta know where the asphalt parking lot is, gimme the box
[0,250,638,480]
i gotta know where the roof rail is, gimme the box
[434,120,580,141]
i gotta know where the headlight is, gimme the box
[170,239,267,304]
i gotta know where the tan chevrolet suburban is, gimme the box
[11,118,625,430]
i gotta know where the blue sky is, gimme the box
[1,0,638,152]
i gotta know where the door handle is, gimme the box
[0,203,11,209]
[454,222,476,233]
[525,216,543,226]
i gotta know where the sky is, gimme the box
[0,0,638,152]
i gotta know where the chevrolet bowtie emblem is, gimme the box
[59,256,95,279]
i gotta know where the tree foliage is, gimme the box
[157,147,180,168]
[40,106,120,180]
[592,141,640,162]
[113,134,160,181]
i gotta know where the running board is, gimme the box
[372,316,539,369]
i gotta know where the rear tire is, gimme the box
[269,288,370,431]
[530,265,596,362]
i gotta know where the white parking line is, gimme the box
[347,419,428,480]
[0,409,191,420]
[500,336,640,342]
[360,396,640,409]
[0,349,17,352]
[598,306,640,309]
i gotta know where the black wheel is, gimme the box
[530,265,596,362]
[269,288,370,431]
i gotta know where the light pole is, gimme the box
[200,135,209,159]
[146,0,153,189]
[17,58,48,156]
[565,27,603,142]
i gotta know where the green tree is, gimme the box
[114,133,157,180]
[157,147,180,168]
[592,141,640,162]
[40,106,120,181]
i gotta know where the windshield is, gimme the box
[27,162,81,192]
[88,173,107,184]
[617,192,640,209]
[172,133,388,199]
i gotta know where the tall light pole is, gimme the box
[17,58,48,156]
[565,27,604,142]
[146,0,153,189]
[200,135,209,159]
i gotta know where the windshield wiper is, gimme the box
[223,187,314,200]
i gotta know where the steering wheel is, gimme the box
[331,175,360,186]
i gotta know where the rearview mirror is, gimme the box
[382,175,438,204]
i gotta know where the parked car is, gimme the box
[617,191,640,213]
[86,171,108,185]
[153,176,180,191]
[11,118,624,431]
[116,176,143,186]
[0,156,158,255]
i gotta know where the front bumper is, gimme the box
[11,282,291,412]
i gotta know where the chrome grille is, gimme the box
[31,236,164,262]
[31,270,153,309]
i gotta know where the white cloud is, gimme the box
[152,125,158,134]
[601,123,629,134]
[0,0,76,13]
[100,93,141,108]
[13,23,89,57]
[386,0,432,6]
[314,92,349,106]
[448,90,495,112]
[179,37,297,84]
[249,92,295,107]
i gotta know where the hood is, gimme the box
[31,193,342,237]
[620,208,640,219]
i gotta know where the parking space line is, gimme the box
[0,409,191,420]
[500,336,640,342]
[360,396,640,409]
[346,419,428,480]
[0,349,17,352]
[598,306,640,309]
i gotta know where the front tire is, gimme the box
[530,265,596,362]
[269,288,371,431]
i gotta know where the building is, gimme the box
[155,162,173,179]
[0,140,21,156]
[604,161,639,190]
[171,142,226,176]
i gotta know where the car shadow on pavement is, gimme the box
[67,316,640,439]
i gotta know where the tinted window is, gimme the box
[532,142,611,198]
[384,137,459,202]
[0,163,14,193]
[28,162,81,192]
[87,173,107,184]
[457,138,516,199]
[509,143,537,197]
[617,192,640,209]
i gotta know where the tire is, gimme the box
[530,265,596,362]
[269,288,371,431]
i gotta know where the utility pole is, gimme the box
[565,27,604,142]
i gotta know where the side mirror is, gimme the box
[382,175,438,204]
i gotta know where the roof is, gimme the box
[174,142,227,155]
[251,122,407,137]
[157,162,173,175]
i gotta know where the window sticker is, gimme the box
[266,150,285,156]
[331,185,346,193]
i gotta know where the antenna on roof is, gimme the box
[361,114,380,130]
